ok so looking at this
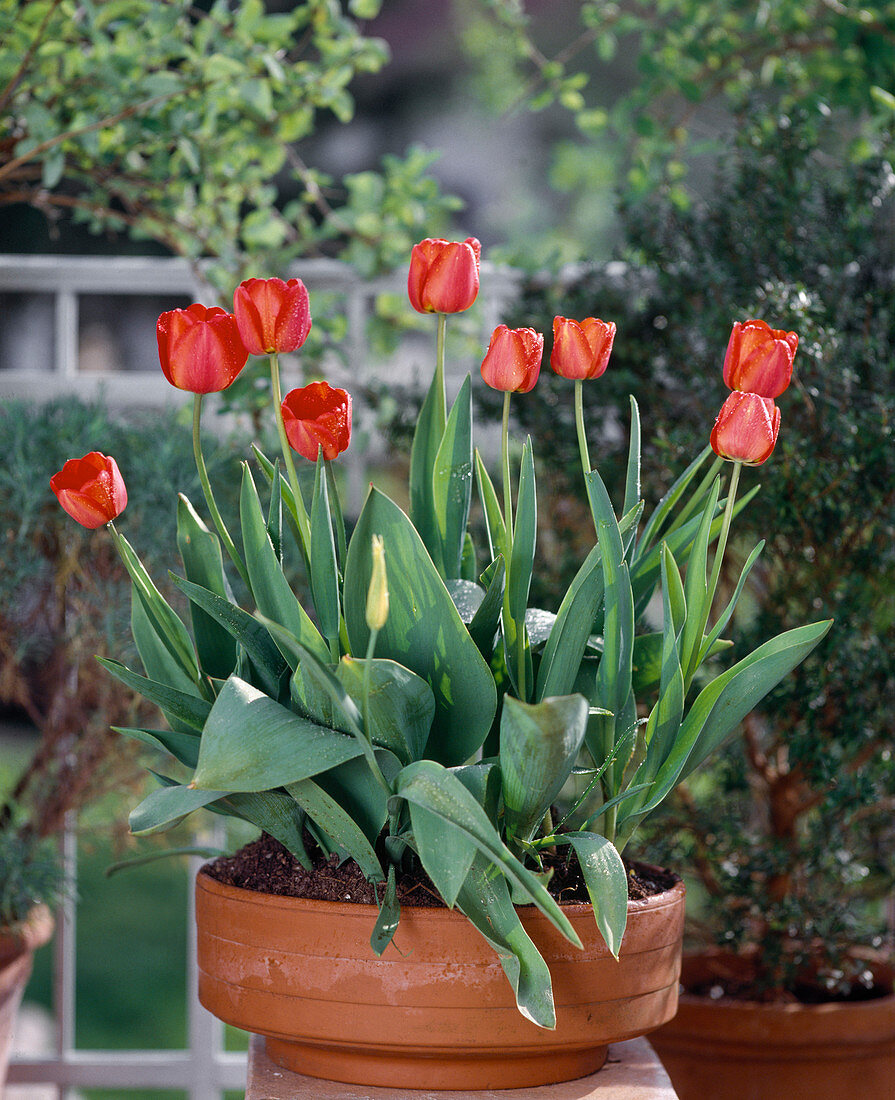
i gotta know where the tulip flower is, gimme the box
[281,381,352,462]
[551,316,616,381]
[51,452,127,529]
[480,325,544,394]
[723,319,798,399]
[157,304,248,393]
[233,277,312,356]
[408,237,481,314]
[710,391,781,466]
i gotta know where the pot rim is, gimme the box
[196,864,685,919]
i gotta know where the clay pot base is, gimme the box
[265,1036,609,1090]
[196,871,684,1091]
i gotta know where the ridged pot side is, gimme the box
[0,906,54,1086]
[195,870,685,1090]
[650,953,895,1100]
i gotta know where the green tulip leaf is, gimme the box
[623,396,642,519]
[315,749,402,847]
[408,801,477,908]
[344,488,497,765]
[454,854,556,1029]
[536,544,604,701]
[286,776,384,882]
[409,355,447,568]
[500,694,589,844]
[240,463,328,665]
[191,675,362,791]
[444,578,485,623]
[557,832,628,958]
[474,448,507,561]
[508,437,537,626]
[432,373,473,579]
[98,657,211,732]
[216,790,311,869]
[130,589,203,730]
[310,450,341,645]
[370,864,400,956]
[130,783,227,836]
[177,495,238,680]
[112,726,200,769]
[467,555,505,659]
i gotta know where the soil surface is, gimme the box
[204,831,679,907]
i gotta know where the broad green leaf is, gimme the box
[500,694,589,844]
[467,555,505,658]
[112,726,200,769]
[286,776,384,882]
[240,463,328,664]
[177,495,237,680]
[344,489,497,765]
[432,374,473,579]
[169,574,287,698]
[508,437,537,626]
[115,531,199,683]
[130,783,227,835]
[98,657,211,732]
[643,620,833,811]
[130,587,201,717]
[474,448,507,560]
[408,802,477,908]
[409,359,446,567]
[444,578,484,624]
[316,749,402,847]
[455,854,556,1029]
[393,761,580,946]
[622,395,642,518]
[310,451,340,644]
[191,675,362,791]
[370,864,400,956]
[217,790,312,869]
[560,832,628,957]
[334,657,434,762]
[678,478,721,685]
[537,544,604,701]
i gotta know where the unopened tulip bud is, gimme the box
[480,324,543,393]
[50,452,128,529]
[723,319,798,399]
[365,535,389,631]
[710,391,781,466]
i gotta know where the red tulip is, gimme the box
[157,304,248,393]
[480,324,544,394]
[281,381,352,461]
[551,316,616,380]
[408,237,481,314]
[710,391,781,466]
[723,319,798,399]
[50,452,127,529]
[233,277,312,356]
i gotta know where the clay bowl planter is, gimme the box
[0,905,54,1087]
[650,951,895,1100]
[196,868,685,1090]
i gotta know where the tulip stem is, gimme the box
[707,461,742,618]
[501,391,514,540]
[435,312,447,432]
[269,353,312,560]
[574,379,591,476]
[192,395,250,590]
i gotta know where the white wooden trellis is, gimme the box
[1,251,523,1097]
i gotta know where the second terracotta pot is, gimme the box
[0,906,54,1088]
[196,869,685,1090]
[650,952,895,1100]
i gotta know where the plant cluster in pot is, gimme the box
[51,238,831,1090]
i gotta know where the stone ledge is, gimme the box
[246,1034,678,1099]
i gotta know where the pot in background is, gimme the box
[650,951,895,1100]
[196,869,685,1090]
[0,905,54,1086]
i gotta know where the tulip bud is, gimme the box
[157,304,248,393]
[723,319,798,399]
[551,316,616,381]
[408,237,481,314]
[365,534,389,632]
[480,324,544,394]
[710,391,781,466]
[281,381,352,462]
[233,277,312,356]
[51,452,128,529]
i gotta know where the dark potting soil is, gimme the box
[203,831,679,907]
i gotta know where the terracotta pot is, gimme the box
[0,905,54,1087]
[196,869,685,1090]
[650,952,895,1100]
